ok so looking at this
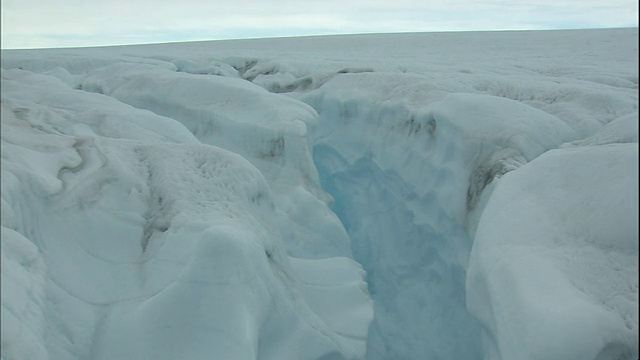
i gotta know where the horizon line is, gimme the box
[2,25,637,51]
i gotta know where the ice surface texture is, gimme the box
[1,28,638,360]
[1,68,370,360]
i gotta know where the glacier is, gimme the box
[1,28,638,360]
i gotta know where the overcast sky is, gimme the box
[1,0,638,49]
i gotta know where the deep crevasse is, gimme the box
[299,75,580,359]
[296,68,637,358]
[312,145,482,359]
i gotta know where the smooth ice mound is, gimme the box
[468,144,638,360]
[1,28,638,360]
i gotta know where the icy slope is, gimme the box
[1,69,371,359]
[2,28,638,360]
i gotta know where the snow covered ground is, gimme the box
[1,28,638,360]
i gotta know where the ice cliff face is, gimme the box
[1,28,638,360]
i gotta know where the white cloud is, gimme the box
[1,0,638,48]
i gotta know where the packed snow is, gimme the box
[1,28,638,360]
